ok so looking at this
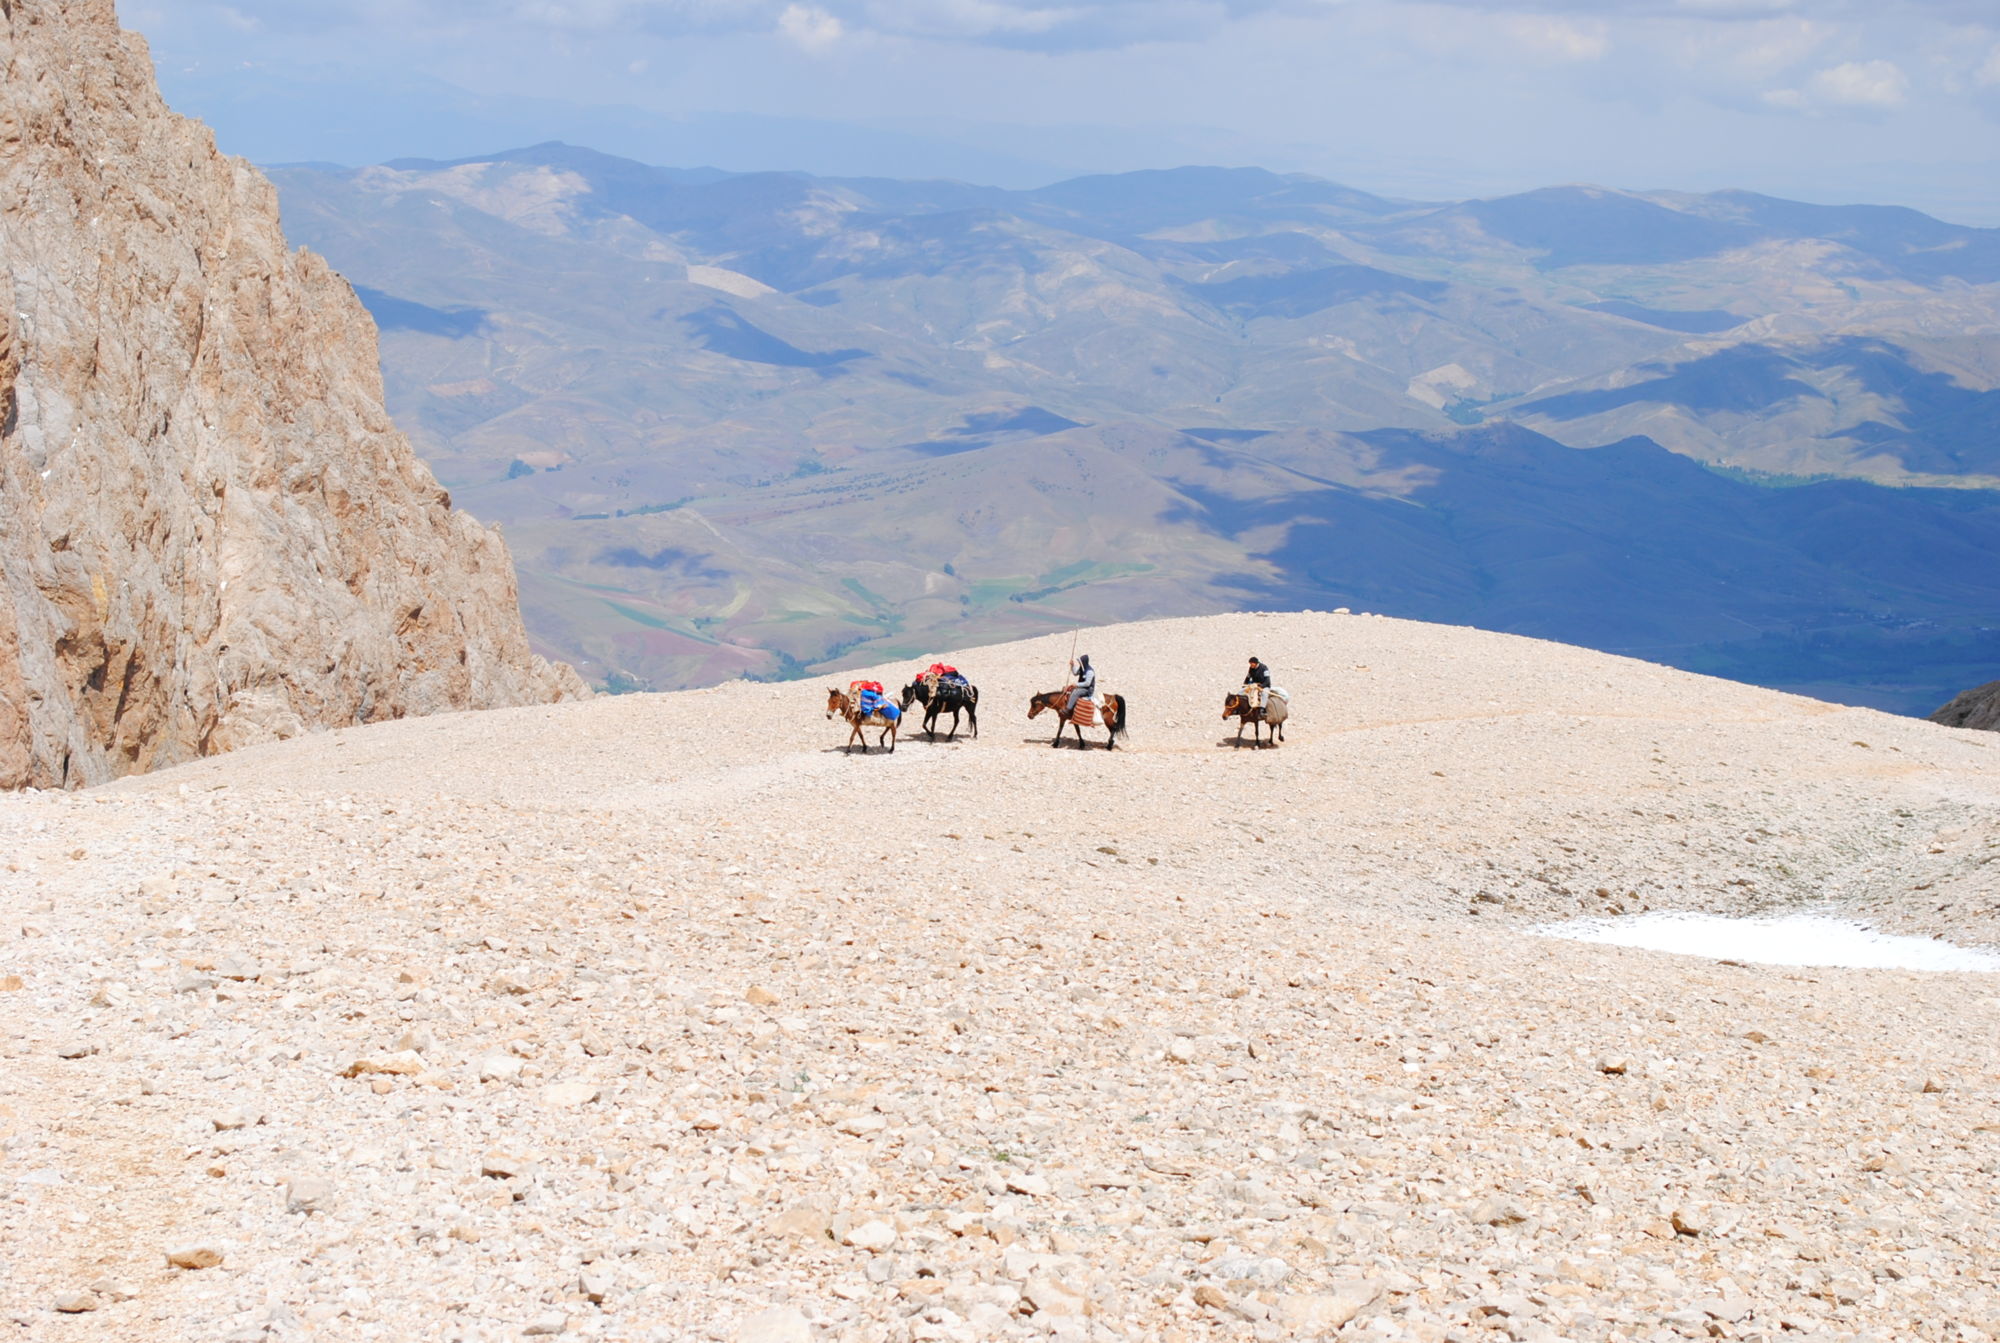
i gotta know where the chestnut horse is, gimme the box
[1222,689,1287,748]
[825,687,899,754]
[1027,689,1128,750]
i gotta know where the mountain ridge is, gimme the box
[262,140,2000,711]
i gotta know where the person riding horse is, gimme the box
[1223,658,1287,747]
[1243,656,1271,711]
[1065,654,1096,719]
[1030,656,1126,749]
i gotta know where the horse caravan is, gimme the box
[827,657,1293,755]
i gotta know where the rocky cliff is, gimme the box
[1931,680,2000,732]
[0,0,583,789]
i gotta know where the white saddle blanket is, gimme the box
[1256,688,1290,723]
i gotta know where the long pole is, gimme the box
[1066,627,1078,681]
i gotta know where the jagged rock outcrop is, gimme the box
[0,0,583,789]
[1931,680,2000,732]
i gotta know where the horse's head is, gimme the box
[1026,692,1048,719]
[1223,692,1244,719]
[899,682,922,710]
[824,687,845,720]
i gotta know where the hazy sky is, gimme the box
[130,0,2000,221]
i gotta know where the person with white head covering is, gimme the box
[1065,653,1096,719]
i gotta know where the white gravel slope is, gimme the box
[3,612,1998,1343]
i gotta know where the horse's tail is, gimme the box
[1109,694,1128,738]
[967,684,980,738]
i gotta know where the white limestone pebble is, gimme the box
[736,1306,813,1343]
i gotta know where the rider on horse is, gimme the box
[1065,654,1096,719]
[1244,656,1271,711]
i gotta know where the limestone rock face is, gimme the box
[1931,680,2000,733]
[0,0,583,788]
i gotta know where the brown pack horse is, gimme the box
[1028,689,1128,750]
[825,687,899,754]
[1222,690,1287,748]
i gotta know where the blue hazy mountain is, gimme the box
[262,144,2000,709]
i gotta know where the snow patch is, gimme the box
[685,266,777,299]
[1537,912,2000,972]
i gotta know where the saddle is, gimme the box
[850,681,896,721]
[921,664,966,695]
[1068,697,1098,728]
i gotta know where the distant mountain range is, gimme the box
[265,145,2000,712]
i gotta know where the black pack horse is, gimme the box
[900,676,980,741]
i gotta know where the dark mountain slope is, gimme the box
[263,147,2000,706]
[1165,425,2000,712]
[1931,681,2000,731]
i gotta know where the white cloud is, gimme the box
[1504,14,1609,60]
[1425,0,1988,20]
[1978,43,2000,86]
[1809,58,1907,107]
[159,0,2000,54]
[777,2,844,48]
[858,0,1069,41]
[1764,58,1908,112]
